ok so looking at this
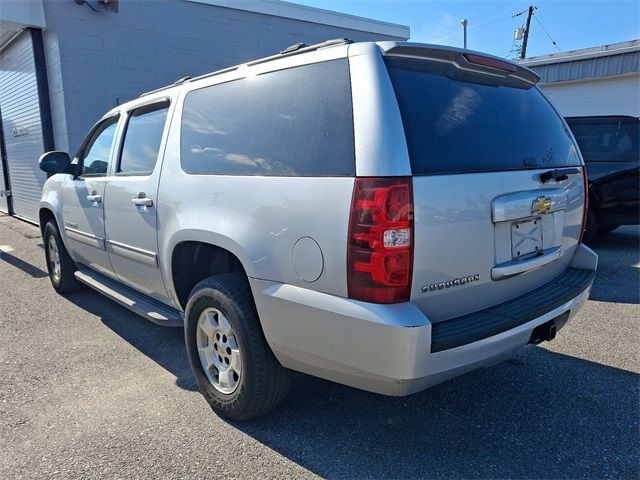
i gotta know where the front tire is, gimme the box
[184,274,290,421]
[43,220,81,294]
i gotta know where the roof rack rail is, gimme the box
[192,38,353,83]
[173,75,192,85]
[139,38,352,98]
[140,75,192,97]
[280,42,308,54]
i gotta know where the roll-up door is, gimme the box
[0,31,49,223]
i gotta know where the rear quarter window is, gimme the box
[180,59,354,176]
[385,57,581,175]
[118,102,170,175]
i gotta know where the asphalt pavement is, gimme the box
[1,214,638,479]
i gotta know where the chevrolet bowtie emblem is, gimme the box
[532,196,552,215]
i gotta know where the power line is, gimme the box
[425,10,522,43]
[533,13,562,52]
[500,48,519,59]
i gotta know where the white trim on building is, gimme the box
[0,0,45,48]
[520,39,639,67]
[185,0,410,39]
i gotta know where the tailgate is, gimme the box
[383,46,586,322]
[411,169,585,322]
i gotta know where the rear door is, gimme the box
[384,51,585,322]
[104,100,172,302]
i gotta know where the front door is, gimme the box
[62,115,120,277]
[104,100,171,303]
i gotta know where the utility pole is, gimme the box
[461,19,468,49]
[520,6,535,59]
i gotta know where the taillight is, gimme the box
[347,177,413,303]
[579,167,589,243]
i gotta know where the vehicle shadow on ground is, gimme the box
[587,226,639,304]
[235,349,639,479]
[64,287,639,479]
[0,249,49,278]
[65,289,198,391]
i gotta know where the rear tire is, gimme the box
[43,220,81,294]
[184,273,290,421]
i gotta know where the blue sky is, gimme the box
[296,0,639,59]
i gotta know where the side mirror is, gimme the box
[39,151,73,175]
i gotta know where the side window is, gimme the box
[180,59,355,177]
[81,117,119,177]
[118,102,170,175]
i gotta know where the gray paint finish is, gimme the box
[40,0,404,155]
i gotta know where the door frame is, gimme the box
[29,28,55,155]
[0,107,12,214]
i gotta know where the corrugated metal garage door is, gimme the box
[0,31,48,223]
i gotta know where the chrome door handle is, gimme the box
[131,197,153,207]
[86,194,102,203]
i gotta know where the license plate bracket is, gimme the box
[511,218,542,259]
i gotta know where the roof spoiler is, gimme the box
[379,42,540,88]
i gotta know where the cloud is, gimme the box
[413,11,462,45]
[441,12,456,27]
[190,146,223,154]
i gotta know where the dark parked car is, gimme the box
[566,116,640,240]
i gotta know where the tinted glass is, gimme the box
[181,59,354,176]
[566,117,639,163]
[386,58,581,174]
[119,103,169,175]
[82,117,118,176]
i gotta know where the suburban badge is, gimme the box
[422,274,480,293]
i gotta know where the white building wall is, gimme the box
[539,73,640,117]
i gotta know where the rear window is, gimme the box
[180,59,354,176]
[566,117,639,163]
[385,57,581,174]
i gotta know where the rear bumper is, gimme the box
[430,267,594,353]
[250,244,597,396]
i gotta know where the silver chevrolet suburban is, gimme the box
[38,40,598,421]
